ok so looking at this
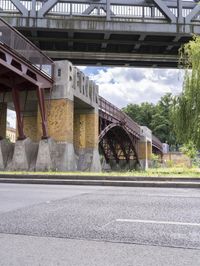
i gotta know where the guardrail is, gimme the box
[99,96,141,137]
[0,17,54,78]
[0,0,199,23]
[152,135,163,152]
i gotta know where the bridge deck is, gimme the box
[1,0,200,67]
[0,17,54,139]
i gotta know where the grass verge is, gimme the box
[0,167,200,178]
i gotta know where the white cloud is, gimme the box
[77,66,87,71]
[6,67,184,127]
[86,67,184,108]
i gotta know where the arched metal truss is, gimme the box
[98,96,163,168]
[99,124,140,168]
[99,96,141,168]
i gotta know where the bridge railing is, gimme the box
[99,96,141,137]
[0,1,199,23]
[152,135,163,152]
[0,17,54,78]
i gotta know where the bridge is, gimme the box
[1,0,200,67]
[0,17,162,172]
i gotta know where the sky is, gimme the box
[7,67,184,128]
[80,66,184,108]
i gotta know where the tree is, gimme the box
[151,93,177,145]
[123,93,177,146]
[174,36,200,149]
[180,141,198,167]
[122,102,155,129]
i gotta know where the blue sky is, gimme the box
[7,67,184,128]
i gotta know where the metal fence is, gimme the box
[0,0,199,22]
[152,135,163,152]
[0,17,53,78]
[99,96,141,138]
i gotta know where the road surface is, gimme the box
[0,183,200,266]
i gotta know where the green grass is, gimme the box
[0,167,200,178]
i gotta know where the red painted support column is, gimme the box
[36,87,48,139]
[12,88,26,140]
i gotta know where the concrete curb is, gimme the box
[0,175,200,188]
[0,174,200,182]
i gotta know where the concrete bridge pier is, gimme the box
[8,91,39,171]
[139,127,152,170]
[73,65,101,172]
[0,60,101,172]
[35,60,101,172]
[74,109,101,172]
[36,61,77,171]
[0,139,14,170]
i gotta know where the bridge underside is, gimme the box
[2,0,200,67]
[0,42,53,140]
[19,23,189,68]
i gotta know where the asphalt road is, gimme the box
[0,184,200,266]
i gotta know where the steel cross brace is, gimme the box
[10,0,28,16]
[112,130,129,163]
[107,136,119,164]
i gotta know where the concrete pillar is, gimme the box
[36,60,77,171]
[74,111,99,150]
[0,139,14,170]
[9,138,38,171]
[138,140,152,170]
[24,115,37,141]
[138,140,147,170]
[37,99,74,142]
[0,103,7,139]
[147,141,152,160]
[74,110,101,172]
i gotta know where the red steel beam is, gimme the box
[36,87,48,139]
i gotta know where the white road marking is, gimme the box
[146,194,200,198]
[101,220,115,229]
[116,219,200,227]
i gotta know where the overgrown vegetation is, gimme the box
[173,36,200,150]
[123,35,200,158]
[1,168,200,177]
[122,93,178,147]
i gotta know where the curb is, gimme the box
[0,174,200,182]
[0,177,200,188]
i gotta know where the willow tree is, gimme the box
[174,36,200,149]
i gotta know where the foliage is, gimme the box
[122,93,177,146]
[122,102,155,130]
[178,140,199,167]
[180,141,197,160]
[174,35,200,148]
[152,93,177,145]
[2,168,200,177]
[151,153,161,168]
